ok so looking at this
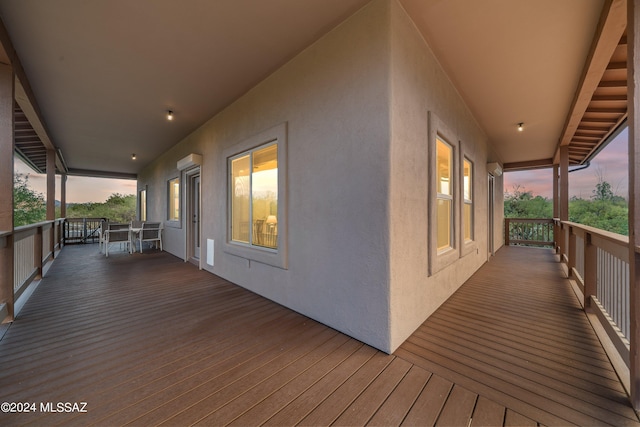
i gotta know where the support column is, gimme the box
[60,173,67,218]
[553,164,560,252]
[46,149,55,259]
[46,148,55,220]
[0,62,14,322]
[559,146,569,222]
[628,0,640,411]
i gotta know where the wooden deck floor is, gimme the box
[0,245,637,426]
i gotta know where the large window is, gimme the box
[429,112,459,275]
[168,177,180,222]
[463,158,473,242]
[230,142,278,250]
[436,137,453,252]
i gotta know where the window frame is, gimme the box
[223,123,288,269]
[229,141,278,250]
[462,156,474,245]
[428,112,459,275]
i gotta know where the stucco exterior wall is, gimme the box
[387,1,498,351]
[138,0,393,351]
[138,0,506,353]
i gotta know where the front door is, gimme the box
[188,173,201,265]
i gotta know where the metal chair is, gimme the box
[137,222,162,253]
[104,223,132,257]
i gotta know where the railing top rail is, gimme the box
[561,220,628,246]
[505,218,554,222]
[65,217,107,222]
[13,218,65,234]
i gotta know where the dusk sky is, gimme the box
[14,156,136,203]
[15,126,629,204]
[503,127,629,200]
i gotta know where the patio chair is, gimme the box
[137,222,162,253]
[104,223,132,257]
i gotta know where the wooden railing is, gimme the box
[504,218,554,247]
[0,218,65,321]
[64,217,107,244]
[556,220,631,369]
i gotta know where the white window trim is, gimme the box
[461,154,477,257]
[428,112,459,275]
[166,176,181,228]
[223,123,288,269]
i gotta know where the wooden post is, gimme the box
[60,173,67,218]
[559,146,569,223]
[0,62,14,322]
[46,149,56,258]
[553,165,560,253]
[504,218,510,246]
[568,225,576,278]
[628,0,640,410]
[583,232,597,311]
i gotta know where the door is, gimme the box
[187,172,201,265]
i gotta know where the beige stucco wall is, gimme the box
[138,0,506,353]
[387,1,502,351]
[139,0,394,351]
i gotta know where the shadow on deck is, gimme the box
[0,245,637,426]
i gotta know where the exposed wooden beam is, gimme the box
[555,0,627,168]
[67,168,137,180]
[0,16,64,173]
[599,79,628,87]
[592,94,628,101]
[502,158,554,171]
[607,61,628,69]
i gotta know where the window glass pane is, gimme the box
[140,189,147,221]
[168,178,180,221]
[231,155,250,243]
[464,203,472,241]
[463,159,472,201]
[437,199,451,251]
[436,138,452,196]
[252,144,278,249]
[463,158,473,242]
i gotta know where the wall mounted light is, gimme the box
[132,153,136,160]
[167,110,174,121]
[517,122,524,132]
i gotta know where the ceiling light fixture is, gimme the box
[167,110,174,121]
[132,153,136,160]
[517,122,524,132]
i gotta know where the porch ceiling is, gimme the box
[0,0,625,176]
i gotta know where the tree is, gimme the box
[65,193,136,223]
[504,185,552,218]
[14,173,46,227]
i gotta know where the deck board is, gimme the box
[0,245,637,426]
[396,246,639,427]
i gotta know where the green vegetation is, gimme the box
[64,193,137,223]
[14,173,136,227]
[14,174,46,227]
[504,180,628,236]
